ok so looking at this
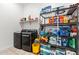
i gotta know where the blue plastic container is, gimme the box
[40,31,45,36]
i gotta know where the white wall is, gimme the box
[23,3,72,30]
[0,3,24,50]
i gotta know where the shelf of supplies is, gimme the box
[40,23,77,27]
[69,22,77,25]
[59,36,70,38]
[49,44,76,52]
[40,42,76,52]
[40,6,77,15]
[40,23,69,26]
[40,4,79,55]
[40,14,71,19]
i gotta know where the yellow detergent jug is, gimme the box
[32,43,40,54]
[64,16,68,23]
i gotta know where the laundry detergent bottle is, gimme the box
[69,37,76,49]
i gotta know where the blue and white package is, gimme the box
[51,49,56,55]
[40,44,51,55]
[59,26,70,36]
[54,16,57,23]
[54,16,60,23]
[53,29,59,36]
[62,38,68,47]
[56,37,62,46]
[66,50,76,55]
[56,49,65,55]
[40,5,52,13]
[49,36,57,45]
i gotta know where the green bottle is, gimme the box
[69,37,76,49]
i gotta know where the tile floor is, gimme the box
[0,47,34,55]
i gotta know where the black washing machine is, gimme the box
[21,29,37,52]
[14,32,22,49]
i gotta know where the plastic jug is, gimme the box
[32,43,40,54]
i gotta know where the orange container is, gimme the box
[52,16,54,24]
[48,18,50,24]
[48,18,52,24]
[48,16,54,24]
[59,16,64,23]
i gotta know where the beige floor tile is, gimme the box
[0,47,34,55]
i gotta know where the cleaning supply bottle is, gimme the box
[59,16,64,23]
[68,37,76,49]
[32,43,40,54]
[52,16,54,24]
[64,16,68,23]
[54,16,57,23]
